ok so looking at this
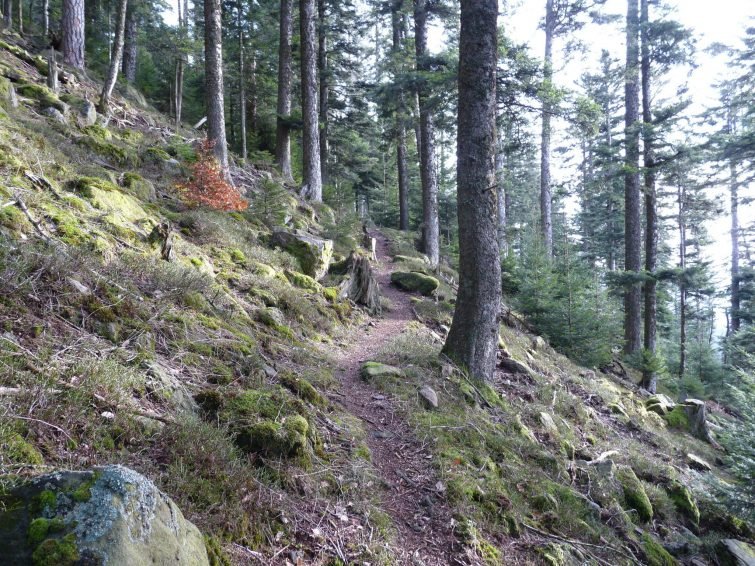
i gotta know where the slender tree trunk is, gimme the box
[414,0,439,267]
[640,0,657,392]
[3,0,13,29]
[275,0,293,181]
[17,0,22,33]
[623,0,642,355]
[443,0,500,381]
[43,0,49,36]
[239,30,247,161]
[729,160,740,334]
[392,1,409,231]
[175,58,184,127]
[496,136,507,255]
[300,0,322,200]
[47,47,58,93]
[540,0,555,257]
[317,0,329,185]
[122,3,137,83]
[62,0,85,69]
[249,50,257,131]
[98,0,127,113]
[204,0,229,171]
[678,181,687,384]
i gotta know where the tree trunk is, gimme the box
[640,0,657,392]
[443,0,500,381]
[392,1,409,231]
[43,0,48,36]
[540,0,555,257]
[623,0,642,355]
[239,30,247,161]
[122,3,137,83]
[175,58,184,127]
[414,0,439,267]
[678,181,687,383]
[317,0,328,185]
[3,0,12,29]
[47,47,58,93]
[62,0,85,69]
[729,159,740,334]
[204,0,229,172]
[98,0,128,113]
[275,0,293,181]
[300,0,322,201]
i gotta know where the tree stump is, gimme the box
[47,47,58,94]
[149,221,174,261]
[683,399,721,449]
[341,251,381,315]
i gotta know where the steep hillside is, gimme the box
[0,32,753,566]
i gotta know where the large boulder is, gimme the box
[0,465,209,565]
[271,229,333,280]
[717,539,755,566]
[390,271,439,296]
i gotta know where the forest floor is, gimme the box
[328,232,459,564]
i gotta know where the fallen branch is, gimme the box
[523,524,638,565]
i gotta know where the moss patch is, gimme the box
[390,271,439,296]
[616,466,653,522]
[1,432,44,465]
[667,482,699,525]
[642,533,677,566]
[31,533,79,566]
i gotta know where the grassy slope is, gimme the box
[0,31,752,565]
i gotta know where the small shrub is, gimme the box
[176,139,247,212]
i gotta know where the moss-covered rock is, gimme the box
[642,533,677,566]
[120,172,156,201]
[285,269,321,292]
[391,271,439,296]
[0,466,209,565]
[270,229,333,280]
[667,482,700,525]
[616,465,653,522]
[252,262,278,278]
[279,372,325,405]
[716,539,755,566]
[361,361,403,381]
[16,83,67,113]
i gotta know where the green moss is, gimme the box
[667,482,699,525]
[120,172,155,201]
[252,262,278,278]
[642,533,677,566]
[285,270,321,292]
[143,146,171,162]
[0,141,24,168]
[390,271,439,296]
[190,257,203,267]
[616,466,653,522]
[455,517,500,565]
[322,286,339,302]
[31,533,79,566]
[78,135,139,167]
[82,124,112,141]
[61,195,88,212]
[204,535,231,566]
[360,361,403,381]
[0,205,25,231]
[279,372,325,405]
[67,176,120,197]
[229,248,247,264]
[3,432,44,465]
[16,83,66,113]
[249,287,277,307]
[71,478,95,503]
[28,517,65,547]
[663,405,689,429]
[32,490,57,514]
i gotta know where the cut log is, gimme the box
[683,399,721,448]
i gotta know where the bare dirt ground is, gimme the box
[330,232,461,565]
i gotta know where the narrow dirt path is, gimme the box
[331,232,459,565]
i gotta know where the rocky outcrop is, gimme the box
[271,228,333,280]
[0,465,209,565]
[717,539,755,566]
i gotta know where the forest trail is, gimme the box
[330,232,459,565]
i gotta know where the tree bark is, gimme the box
[239,29,247,161]
[640,0,657,392]
[317,0,329,185]
[414,0,439,267]
[623,0,642,355]
[496,130,507,254]
[122,3,137,83]
[540,0,555,257]
[98,0,127,113]
[47,47,58,93]
[677,181,687,383]
[729,156,740,333]
[204,0,229,172]
[300,0,322,200]
[392,0,409,231]
[3,0,12,29]
[43,0,49,36]
[62,0,85,69]
[443,0,500,381]
[275,0,293,181]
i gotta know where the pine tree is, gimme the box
[443,0,500,380]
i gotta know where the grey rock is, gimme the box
[270,229,333,280]
[717,539,755,566]
[538,412,558,435]
[686,453,712,472]
[78,100,97,126]
[143,360,197,412]
[0,465,209,566]
[361,362,403,381]
[646,393,676,415]
[43,106,67,123]
[419,385,438,409]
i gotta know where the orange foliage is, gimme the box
[176,139,248,212]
